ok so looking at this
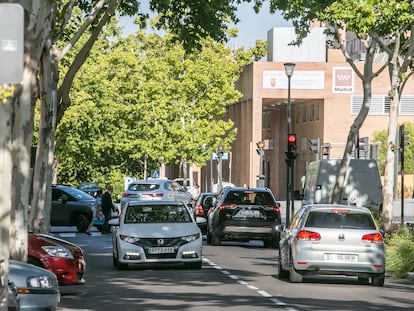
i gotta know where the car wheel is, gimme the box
[277,249,289,279]
[112,254,118,267]
[371,273,385,287]
[263,236,279,249]
[211,231,221,246]
[289,254,303,283]
[75,213,90,233]
[27,257,44,268]
[117,261,128,270]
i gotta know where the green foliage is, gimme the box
[55,22,250,189]
[385,226,414,278]
[372,122,414,174]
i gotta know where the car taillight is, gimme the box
[122,193,133,198]
[296,230,321,241]
[195,205,205,216]
[361,233,383,243]
[264,205,280,213]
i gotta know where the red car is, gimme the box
[28,233,86,286]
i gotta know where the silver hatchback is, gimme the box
[278,204,385,286]
[120,179,193,210]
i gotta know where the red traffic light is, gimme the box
[288,133,296,143]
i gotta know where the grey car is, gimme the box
[9,260,60,310]
[277,204,386,286]
[120,179,193,210]
[51,185,95,232]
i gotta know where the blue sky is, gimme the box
[118,1,291,49]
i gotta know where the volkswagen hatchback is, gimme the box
[277,204,386,286]
[110,201,202,270]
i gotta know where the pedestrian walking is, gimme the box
[101,185,114,234]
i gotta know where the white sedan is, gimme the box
[109,200,202,270]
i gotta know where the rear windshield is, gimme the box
[125,204,191,224]
[128,183,160,191]
[224,191,275,205]
[305,211,376,229]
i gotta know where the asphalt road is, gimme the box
[53,227,414,311]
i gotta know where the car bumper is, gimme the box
[220,224,278,240]
[43,257,86,286]
[116,238,202,265]
[18,290,60,311]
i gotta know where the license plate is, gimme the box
[147,247,175,254]
[324,253,358,262]
[235,209,263,218]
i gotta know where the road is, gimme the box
[54,228,414,311]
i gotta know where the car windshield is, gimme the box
[225,191,274,205]
[125,204,192,224]
[305,211,376,229]
[62,187,94,200]
[79,182,98,190]
[128,183,160,191]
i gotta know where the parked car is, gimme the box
[27,233,86,286]
[207,187,281,247]
[173,178,200,200]
[51,185,95,232]
[192,192,218,234]
[9,260,60,310]
[109,200,202,270]
[77,182,100,197]
[277,204,386,286]
[120,179,193,210]
[0,280,19,311]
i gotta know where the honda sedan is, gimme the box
[277,204,386,286]
[109,200,202,270]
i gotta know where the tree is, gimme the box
[269,0,414,231]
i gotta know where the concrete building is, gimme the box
[200,26,414,200]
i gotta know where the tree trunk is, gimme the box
[10,1,53,255]
[0,93,13,311]
[331,41,376,204]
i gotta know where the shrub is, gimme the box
[385,226,414,278]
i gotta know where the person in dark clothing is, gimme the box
[101,185,114,234]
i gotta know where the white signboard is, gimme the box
[0,4,24,83]
[263,71,325,90]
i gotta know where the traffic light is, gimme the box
[399,124,409,150]
[256,141,265,155]
[309,138,320,153]
[321,143,330,159]
[286,133,297,160]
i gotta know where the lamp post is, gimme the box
[256,141,265,188]
[216,144,224,192]
[284,62,295,227]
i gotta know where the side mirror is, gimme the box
[59,194,68,203]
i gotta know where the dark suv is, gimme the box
[51,185,95,232]
[207,187,281,248]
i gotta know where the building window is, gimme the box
[295,106,300,123]
[302,105,307,122]
[310,102,319,121]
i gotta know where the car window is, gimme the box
[305,211,376,229]
[125,204,191,223]
[129,183,160,191]
[225,191,274,205]
[62,187,94,200]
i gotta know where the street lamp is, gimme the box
[216,144,224,192]
[284,62,295,227]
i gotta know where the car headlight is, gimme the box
[182,233,200,242]
[41,246,74,259]
[120,235,140,244]
[27,276,55,288]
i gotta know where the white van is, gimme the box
[302,159,383,210]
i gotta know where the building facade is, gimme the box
[201,27,414,200]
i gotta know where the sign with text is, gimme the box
[332,67,354,93]
[263,71,325,90]
[0,3,24,83]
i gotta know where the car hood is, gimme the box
[29,233,84,255]
[9,260,57,286]
[119,222,200,238]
